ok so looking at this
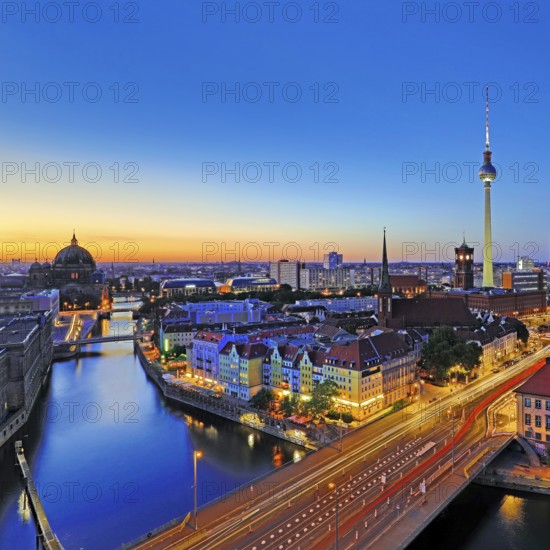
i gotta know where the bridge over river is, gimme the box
[53,332,150,358]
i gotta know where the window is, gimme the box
[525,398,531,407]
[535,399,541,409]
[535,432,541,440]
[535,416,541,428]
[546,416,550,431]
[525,413,531,425]
[547,401,550,411]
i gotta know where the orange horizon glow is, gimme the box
[0,234,385,264]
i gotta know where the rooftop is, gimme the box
[515,360,550,398]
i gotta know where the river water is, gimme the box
[408,483,550,550]
[0,319,304,549]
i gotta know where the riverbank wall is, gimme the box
[474,442,550,495]
[134,342,318,450]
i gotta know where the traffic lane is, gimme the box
[239,421,460,550]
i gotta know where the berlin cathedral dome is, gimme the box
[28,232,107,309]
[51,232,96,285]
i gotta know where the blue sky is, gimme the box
[1,1,548,263]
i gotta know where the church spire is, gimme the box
[71,230,78,246]
[378,228,392,294]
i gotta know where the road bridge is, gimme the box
[123,349,549,550]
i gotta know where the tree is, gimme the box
[326,409,354,423]
[249,388,275,411]
[280,393,303,417]
[167,344,186,357]
[420,326,482,380]
[391,399,407,412]
[515,321,529,345]
[307,380,340,418]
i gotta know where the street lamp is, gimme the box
[193,450,203,530]
[328,482,339,550]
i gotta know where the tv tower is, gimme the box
[478,86,497,288]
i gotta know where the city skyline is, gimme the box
[1,4,549,550]
[0,229,547,265]
[1,3,548,262]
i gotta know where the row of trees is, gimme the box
[249,379,343,420]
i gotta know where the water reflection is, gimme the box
[293,450,303,463]
[17,491,31,523]
[409,484,550,550]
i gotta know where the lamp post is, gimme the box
[328,482,339,550]
[193,450,203,529]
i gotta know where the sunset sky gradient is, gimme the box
[1,2,548,263]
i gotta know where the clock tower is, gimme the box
[454,238,474,290]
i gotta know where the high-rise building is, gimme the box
[478,87,497,288]
[502,270,545,293]
[517,256,535,271]
[454,238,475,290]
[299,267,355,291]
[323,252,343,270]
[269,260,302,290]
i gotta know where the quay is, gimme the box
[475,438,550,495]
[134,341,319,450]
[14,441,64,550]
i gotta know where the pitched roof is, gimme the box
[389,275,426,287]
[316,323,343,338]
[390,298,476,328]
[515,361,550,398]
[326,332,409,370]
[369,331,408,358]
[306,349,326,367]
[241,342,268,359]
[219,342,268,359]
[194,331,225,342]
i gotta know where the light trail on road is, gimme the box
[131,347,549,550]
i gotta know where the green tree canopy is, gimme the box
[515,321,529,345]
[280,393,304,417]
[420,326,482,380]
[307,379,341,418]
[249,388,275,410]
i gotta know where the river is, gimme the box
[0,319,304,549]
[408,482,550,549]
